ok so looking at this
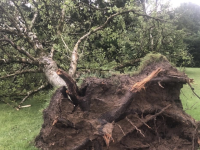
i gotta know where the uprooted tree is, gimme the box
[35,57,200,150]
[0,0,192,107]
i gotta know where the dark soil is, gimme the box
[35,60,199,150]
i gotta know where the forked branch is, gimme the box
[69,8,165,76]
[0,38,36,61]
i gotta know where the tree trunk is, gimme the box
[40,56,66,87]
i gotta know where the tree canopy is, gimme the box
[0,0,192,107]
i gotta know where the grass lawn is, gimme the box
[0,90,53,150]
[0,68,199,150]
[180,68,200,120]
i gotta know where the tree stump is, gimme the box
[35,60,199,150]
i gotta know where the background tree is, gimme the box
[0,0,190,107]
[175,2,200,67]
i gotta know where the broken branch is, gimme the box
[131,68,162,92]
[18,82,49,107]
[57,69,81,106]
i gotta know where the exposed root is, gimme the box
[116,123,125,136]
[119,104,171,141]
[103,133,114,148]
[52,117,58,126]
[126,117,145,137]
[158,81,164,88]
[36,61,199,150]
[135,114,152,129]
[187,79,200,100]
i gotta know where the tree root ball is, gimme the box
[35,60,199,150]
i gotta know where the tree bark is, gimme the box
[40,56,66,87]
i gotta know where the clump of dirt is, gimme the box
[35,60,199,150]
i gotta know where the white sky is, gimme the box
[169,0,200,7]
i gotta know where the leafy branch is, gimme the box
[0,57,39,65]
[0,68,42,79]
[0,38,36,61]
[69,8,165,76]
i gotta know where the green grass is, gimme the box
[180,68,200,120]
[0,90,54,150]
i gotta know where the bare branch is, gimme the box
[0,5,22,33]
[0,57,39,65]
[18,82,49,107]
[29,11,38,30]
[11,0,29,31]
[0,68,42,79]
[0,38,36,61]
[0,26,37,49]
[50,45,55,58]
[187,80,200,100]
[0,6,42,50]
[60,35,72,53]
[57,4,66,34]
[81,9,164,44]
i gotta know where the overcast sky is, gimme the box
[169,0,200,7]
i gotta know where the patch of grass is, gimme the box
[127,53,169,75]
[138,53,168,72]
[0,89,54,150]
[180,68,200,120]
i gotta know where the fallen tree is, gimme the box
[35,59,199,150]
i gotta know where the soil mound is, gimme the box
[35,60,199,150]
